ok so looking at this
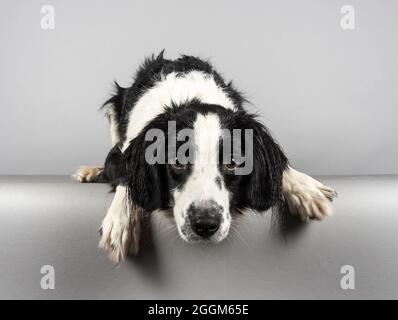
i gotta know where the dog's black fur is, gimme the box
[99,52,288,215]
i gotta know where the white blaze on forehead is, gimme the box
[174,113,223,203]
[194,114,221,167]
[122,71,236,152]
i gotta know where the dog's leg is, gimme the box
[99,185,142,263]
[72,166,105,183]
[282,166,337,220]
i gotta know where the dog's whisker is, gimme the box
[230,225,251,250]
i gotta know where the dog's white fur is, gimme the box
[73,166,103,182]
[282,167,336,220]
[99,185,131,263]
[173,114,231,241]
[122,71,236,152]
[103,104,121,146]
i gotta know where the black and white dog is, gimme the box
[74,52,336,263]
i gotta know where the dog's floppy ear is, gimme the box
[243,117,288,211]
[123,131,168,213]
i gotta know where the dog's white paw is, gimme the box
[282,167,337,221]
[99,209,131,264]
[72,166,103,183]
[99,186,131,264]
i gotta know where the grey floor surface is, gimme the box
[0,175,397,299]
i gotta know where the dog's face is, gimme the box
[124,102,287,243]
[167,112,240,242]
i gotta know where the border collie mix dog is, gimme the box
[74,52,337,263]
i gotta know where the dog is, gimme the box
[74,52,337,263]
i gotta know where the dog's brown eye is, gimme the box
[224,159,238,171]
[171,158,189,170]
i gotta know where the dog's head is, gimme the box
[124,102,288,242]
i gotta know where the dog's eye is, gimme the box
[223,159,239,171]
[170,158,190,171]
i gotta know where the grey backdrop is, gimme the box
[1,0,398,301]
[0,0,397,175]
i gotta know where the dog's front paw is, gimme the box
[283,168,337,221]
[99,208,131,264]
[72,166,103,183]
[98,186,132,264]
[98,186,142,264]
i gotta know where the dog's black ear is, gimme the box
[243,119,288,211]
[123,133,168,213]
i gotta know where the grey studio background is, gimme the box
[0,0,398,300]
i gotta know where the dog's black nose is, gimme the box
[188,201,223,238]
[190,216,220,238]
